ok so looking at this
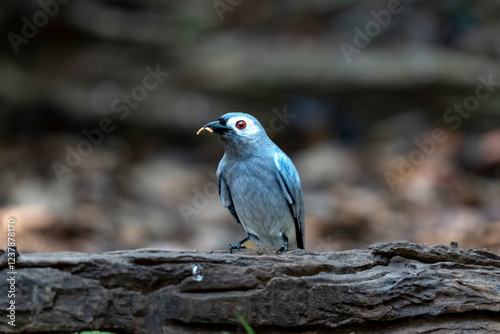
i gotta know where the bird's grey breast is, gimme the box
[221,155,296,246]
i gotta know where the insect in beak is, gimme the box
[197,127,214,135]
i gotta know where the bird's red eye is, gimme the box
[236,120,247,130]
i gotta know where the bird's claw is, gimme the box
[277,243,289,254]
[228,243,247,254]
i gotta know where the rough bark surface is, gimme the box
[1,241,500,334]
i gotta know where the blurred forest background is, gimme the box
[1,0,500,254]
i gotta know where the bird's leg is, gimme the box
[229,236,250,254]
[277,234,289,254]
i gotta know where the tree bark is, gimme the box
[1,241,499,333]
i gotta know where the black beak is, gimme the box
[197,120,230,135]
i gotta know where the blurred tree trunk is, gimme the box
[1,241,500,333]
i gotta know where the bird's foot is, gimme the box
[228,243,247,254]
[229,236,251,254]
[277,242,289,254]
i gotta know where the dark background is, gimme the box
[1,0,500,254]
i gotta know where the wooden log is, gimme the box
[1,241,499,333]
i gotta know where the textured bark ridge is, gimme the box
[1,241,500,333]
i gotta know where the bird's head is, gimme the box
[197,112,271,154]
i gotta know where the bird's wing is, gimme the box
[218,172,241,225]
[274,152,305,249]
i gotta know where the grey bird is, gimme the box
[197,112,305,253]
